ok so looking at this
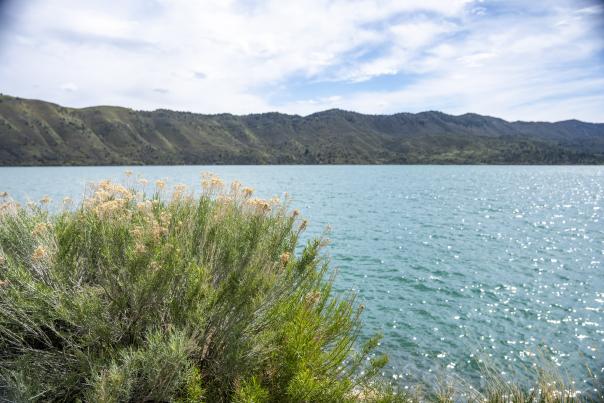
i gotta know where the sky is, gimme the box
[0,0,603,122]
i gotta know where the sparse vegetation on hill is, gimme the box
[1,94,603,165]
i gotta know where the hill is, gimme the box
[0,94,603,165]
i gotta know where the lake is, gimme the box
[1,165,602,393]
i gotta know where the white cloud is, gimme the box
[338,19,457,82]
[277,1,604,122]
[0,0,602,121]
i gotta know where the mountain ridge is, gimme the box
[1,94,603,165]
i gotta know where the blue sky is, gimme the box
[0,0,603,121]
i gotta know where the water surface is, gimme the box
[1,165,602,393]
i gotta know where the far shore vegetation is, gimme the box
[1,94,603,166]
[0,173,598,401]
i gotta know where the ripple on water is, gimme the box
[2,165,603,395]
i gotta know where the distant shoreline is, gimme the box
[1,163,603,168]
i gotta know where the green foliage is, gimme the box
[0,176,399,402]
[179,366,205,403]
[233,377,269,403]
[85,330,197,402]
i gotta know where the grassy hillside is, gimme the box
[1,94,603,165]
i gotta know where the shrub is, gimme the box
[0,175,395,402]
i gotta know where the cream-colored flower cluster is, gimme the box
[96,199,130,218]
[0,201,20,216]
[280,252,290,267]
[215,195,234,205]
[81,180,139,219]
[136,200,153,213]
[31,245,47,261]
[246,198,271,212]
[201,172,224,191]
[31,222,50,237]
[171,184,188,202]
[242,187,254,198]
[151,221,169,241]
[305,291,321,306]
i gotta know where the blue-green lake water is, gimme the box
[1,165,603,393]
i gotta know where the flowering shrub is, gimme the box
[0,174,399,402]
